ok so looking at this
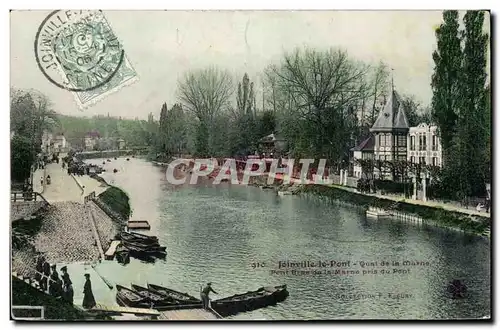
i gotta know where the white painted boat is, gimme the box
[366,207,390,219]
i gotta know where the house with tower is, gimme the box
[351,82,442,187]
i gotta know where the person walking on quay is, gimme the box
[60,266,74,305]
[82,273,96,309]
[200,282,218,309]
[41,257,50,293]
[49,264,62,297]
[40,176,44,186]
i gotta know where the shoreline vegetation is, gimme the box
[296,184,490,236]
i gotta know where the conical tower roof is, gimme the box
[370,89,409,133]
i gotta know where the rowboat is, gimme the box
[211,284,289,317]
[115,245,130,264]
[122,240,166,251]
[130,284,175,305]
[116,285,151,308]
[147,284,201,304]
[120,231,158,243]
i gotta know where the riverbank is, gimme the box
[296,184,490,236]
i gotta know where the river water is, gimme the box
[81,158,490,320]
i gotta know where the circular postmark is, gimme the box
[34,10,124,92]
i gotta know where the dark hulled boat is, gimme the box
[122,240,165,251]
[211,284,289,317]
[131,284,174,305]
[115,246,130,265]
[121,231,158,243]
[116,285,151,308]
[147,284,201,304]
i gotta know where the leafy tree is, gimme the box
[177,67,233,156]
[11,134,35,182]
[457,10,489,197]
[431,10,462,162]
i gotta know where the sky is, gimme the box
[10,10,490,120]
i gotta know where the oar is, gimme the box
[91,265,113,290]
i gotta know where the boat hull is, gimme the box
[116,285,151,308]
[211,285,289,317]
[131,284,175,306]
[147,284,201,304]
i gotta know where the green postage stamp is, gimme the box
[34,10,138,109]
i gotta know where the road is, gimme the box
[34,163,83,203]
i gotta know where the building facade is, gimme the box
[369,88,410,180]
[407,123,442,167]
[84,131,101,151]
[351,87,442,180]
[52,134,68,153]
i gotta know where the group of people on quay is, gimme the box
[35,254,96,309]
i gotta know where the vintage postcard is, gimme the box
[10,10,491,321]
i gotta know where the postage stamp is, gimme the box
[34,10,138,109]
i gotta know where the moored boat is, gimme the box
[131,284,175,305]
[120,231,158,244]
[147,284,201,304]
[115,245,130,265]
[116,284,151,308]
[211,284,289,317]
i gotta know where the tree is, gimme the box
[369,61,390,126]
[158,103,168,152]
[11,134,35,183]
[177,67,233,156]
[401,94,432,126]
[431,10,462,163]
[457,10,489,197]
[268,47,370,165]
[236,73,256,117]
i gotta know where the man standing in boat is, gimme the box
[200,282,218,309]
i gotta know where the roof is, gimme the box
[350,135,375,152]
[370,90,409,133]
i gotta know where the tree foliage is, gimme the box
[431,10,490,200]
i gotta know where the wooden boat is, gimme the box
[113,169,118,173]
[131,284,175,305]
[211,284,289,317]
[115,245,130,264]
[120,231,158,243]
[107,159,111,162]
[126,158,130,161]
[122,242,167,258]
[147,284,201,304]
[116,285,151,308]
[122,240,165,251]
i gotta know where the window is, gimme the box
[410,156,415,164]
[410,136,415,150]
[418,135,422,151]
[432,157,438,166]
[398,155,406,161]
[397,135,407,147]
[419,156,426,165]
[432,135,438,151]
[378,135,382,147]
[422,135,427,151]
